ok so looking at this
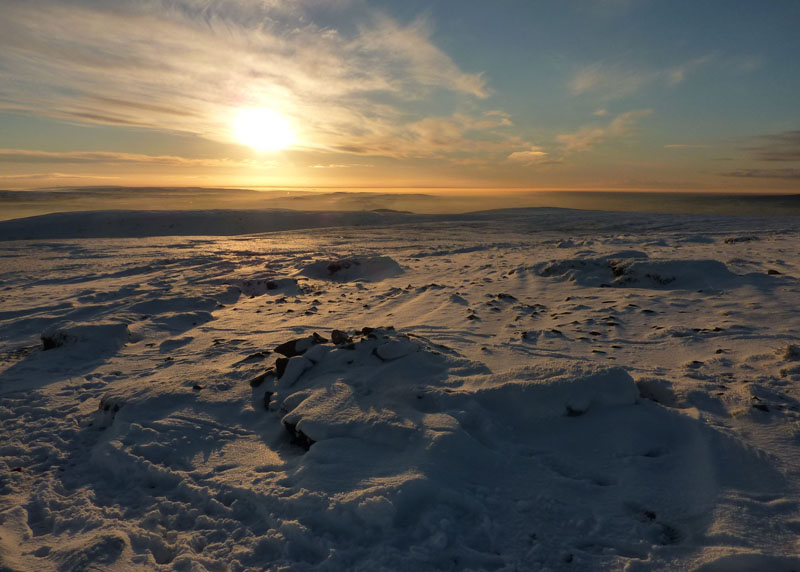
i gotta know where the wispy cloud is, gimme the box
[0,172,121,181]
[0,149,277,168]
[0,0,495,160]
[569,56,714,99]
[743,130,800,162]
[722,168,800,180]
[310,163,373,169]
[326,111,528,160]
[664,144,710,149]
[557,109,652,152]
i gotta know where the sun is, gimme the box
[232,107,295,152]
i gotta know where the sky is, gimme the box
[0,0,799,192]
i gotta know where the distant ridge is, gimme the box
[0,209,427,240]
[2,207,799,241]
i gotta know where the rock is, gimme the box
[41,332,65,350]
[274,332,329,357]
[724,235,760,244]
[767,269,782,275]
[234,351,270,366]
[331,329,350,345]
[249,368,274,388]
[783,344,800,361]
[275,357,289,379]
[283,420,314,451]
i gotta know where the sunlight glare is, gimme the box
[233,107,295,152]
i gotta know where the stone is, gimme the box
[331,329,350,345]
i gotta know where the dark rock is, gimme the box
[41,334,61,350]
[724,236,760,244]
[249,368,274,387]
[565,406,585,417]
[274,333,328,357]
[283,420,314,451]
[234,351,271,365]
[263,391,273,409]
[275,357,289,379]
[751,396,769,412]
[331,329,350,345]
[767,269,782,275]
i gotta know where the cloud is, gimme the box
[556,109,652,152]
[569,56,713,99]
[320,111,530,160]
[310,163,373,169]
[665,55,715,86]
[722,168,800,180]
[356,15,489,99]
[507,147,551,166]
[743,130,800,162]
[0,149,277,168]
[0,172,121,181]
[664,144,710,149]
[0,0,491,160]
[569,65,650,99]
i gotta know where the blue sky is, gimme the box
[0,0,798,191]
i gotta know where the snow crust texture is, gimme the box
[1,209,800,571]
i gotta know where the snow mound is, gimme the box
[532,257,765,289]
[226,277,302,297]
[611,259,739,289]
[265,327,637,450]
[41,321,129,353]
[297,256,404,282]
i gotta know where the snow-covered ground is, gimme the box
[1,208,799,571]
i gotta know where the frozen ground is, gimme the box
[1,208,799,571]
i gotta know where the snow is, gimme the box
[297,256,405,282]
[1,207,800,571]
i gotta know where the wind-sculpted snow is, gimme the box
[532,256,784,290]
[1,211,800,571]
[297,256,404,282]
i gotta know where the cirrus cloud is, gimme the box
[557,109,652,152]
[0,0,493,161]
